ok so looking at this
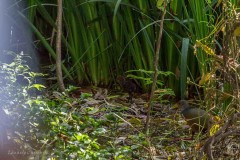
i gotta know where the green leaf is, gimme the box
[156,0,164,10]
[50,121,58,126]
[87,107,99,115]
[29,84,46,90]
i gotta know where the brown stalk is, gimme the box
[144,1,167,133]
[56,0,65,91]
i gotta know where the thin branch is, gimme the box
[56,0,65,91]
[144,1,167,134]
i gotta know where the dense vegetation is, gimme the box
[0,0,240,159]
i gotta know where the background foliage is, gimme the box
[1,0,240,159]
[25,0,238,98]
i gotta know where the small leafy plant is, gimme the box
[0,51,135,159]
[126,69,175,102]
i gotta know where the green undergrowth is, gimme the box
[34,93,144,159]
[0,51,148,159]
[1,51,212,159]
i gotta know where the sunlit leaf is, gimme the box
[156,0,164,10]
[233,27,240,37]
[213,116,221,122]
[50,121,58,126]
[196,40,215,56]
[30,84,46,90]
[210,124,220,136]
[199,72,212,85]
